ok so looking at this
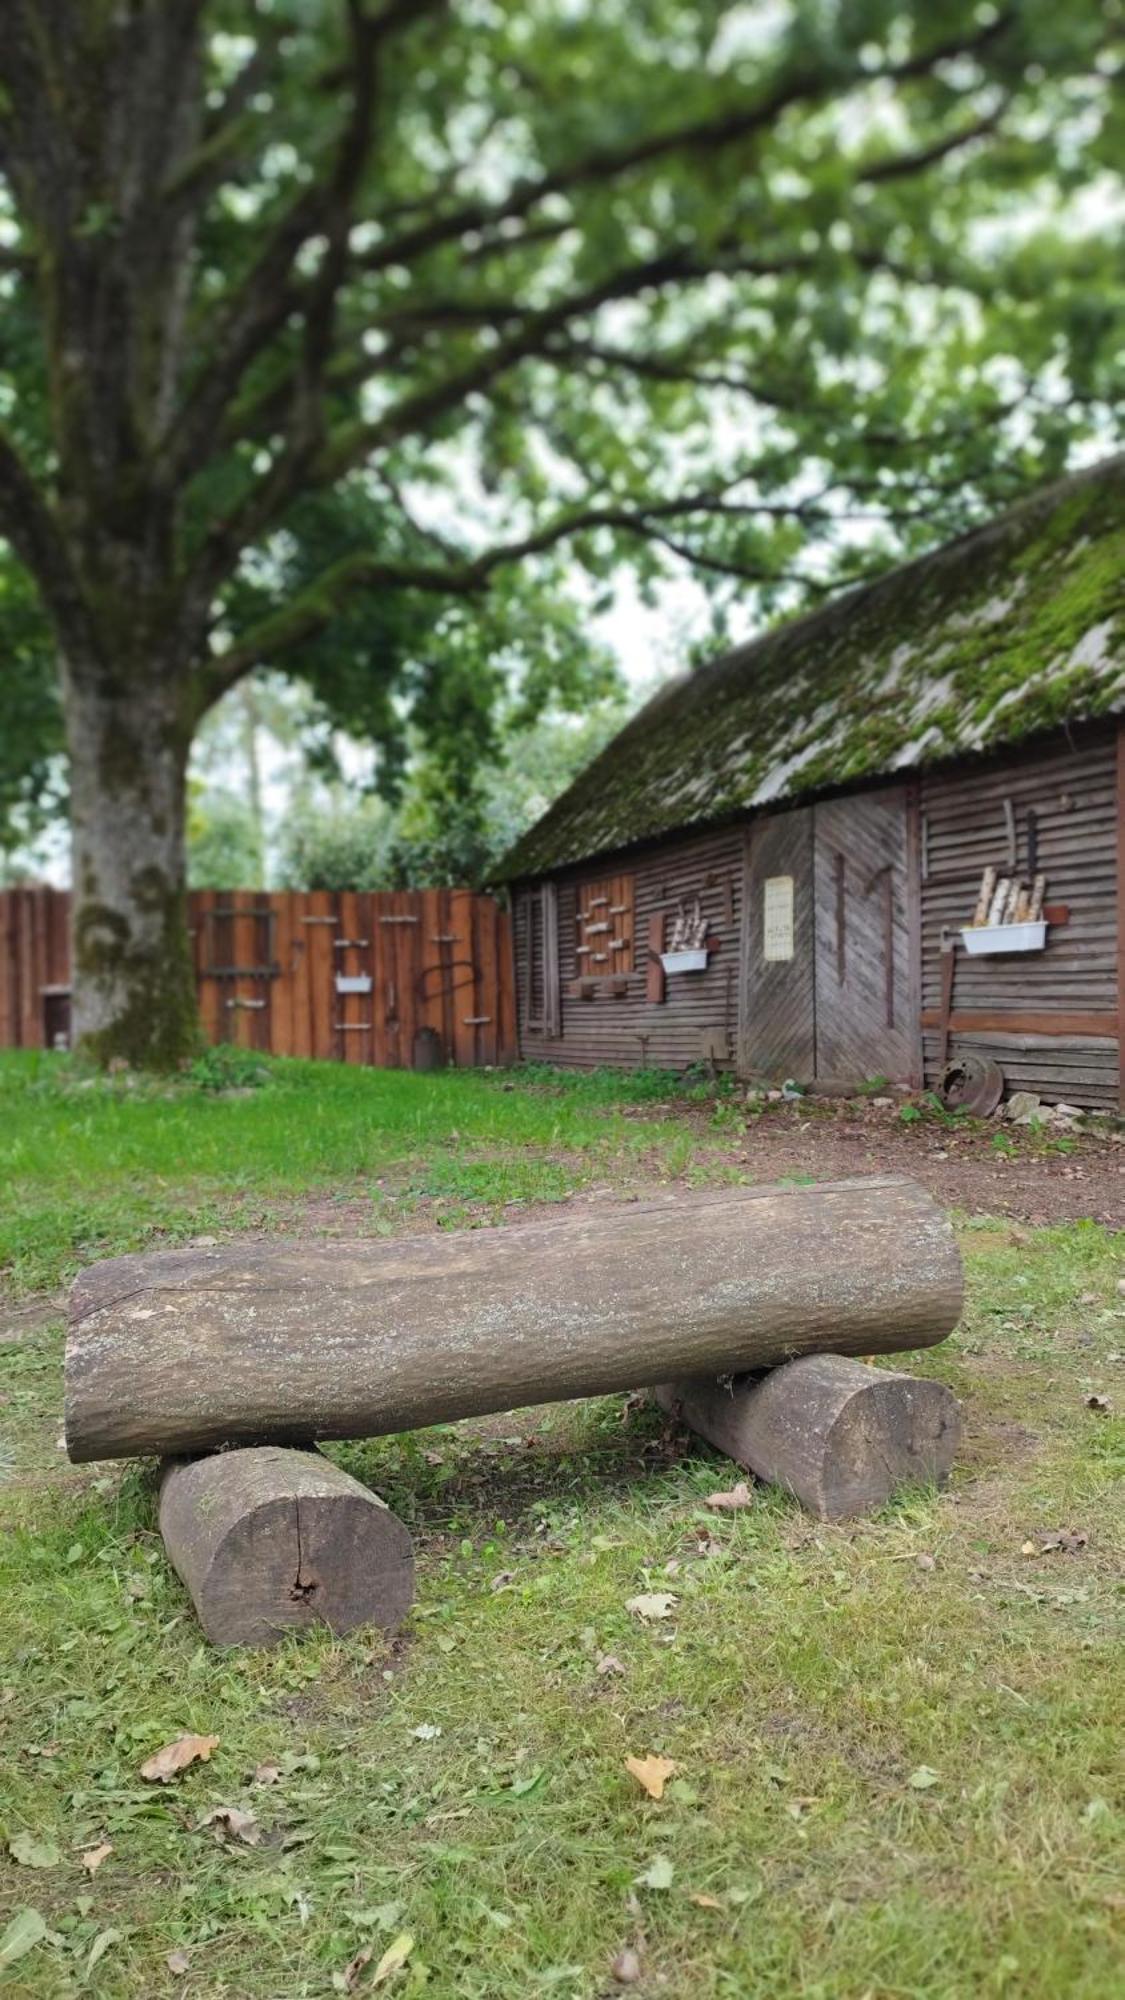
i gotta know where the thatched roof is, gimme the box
[499,454,1125,881]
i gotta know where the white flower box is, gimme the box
[959,920,1047,956]
[660,948,709,974]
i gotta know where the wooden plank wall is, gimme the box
[514,825,744,1070]
[812,787,920,1087]
[738,806,815,1080]
[0,888,515,1069]
[919,728,1120,1109]
[0,886,70,1048]
[514,724,1121,1110]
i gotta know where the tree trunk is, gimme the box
[65,667,201,1069]
[65,1175,963,1462]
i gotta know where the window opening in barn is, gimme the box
[575,874,634,976]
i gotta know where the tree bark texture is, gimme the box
[65,1176,963,1463]
[656,1354,962,1518]
[66,668,199,1067]
[158,1446,414,1647]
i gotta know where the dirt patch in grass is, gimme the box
[694,1093,1125,1225]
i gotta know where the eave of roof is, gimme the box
[497,454,1125,882]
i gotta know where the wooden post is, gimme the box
[158,1447,414,1647]
[65,1176,962,1462]
[656,1353,961,1518]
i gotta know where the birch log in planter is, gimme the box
[65,1175,962,1464]
[656,1354,962,1518]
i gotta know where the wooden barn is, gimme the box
[498,455,1125,1112]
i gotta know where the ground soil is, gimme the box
[692,1095,1125,1227]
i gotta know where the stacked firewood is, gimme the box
[968,865,1046,927]
[667,895,708,951]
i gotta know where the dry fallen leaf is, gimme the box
[625,1753,676,1801]
[1039,1530,1087,1554]
[166,1950,191,1975]
[140,1734,220,1784]
[341,1943,373,1991]
[1020,1540,1037,1557]
[625,1592,676,1622]
[371,1931,414,1985]
[252,1763,282,1787]
[80,1842,113,1878]
[596,1653,626,1677]
[197,1806,260,1847]
[611,1945,643,1984]
[689,1892,722,1910]
[704,1481,754,1513]
[1085,1393,1112,1414]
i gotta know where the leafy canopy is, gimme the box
[0,0,1120,839]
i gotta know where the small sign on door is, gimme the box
[763,876,795,961]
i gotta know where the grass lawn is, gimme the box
[1,1052,1122,1998]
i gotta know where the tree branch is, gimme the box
[162,0,446,484]
[354,12,1014,278]
[0,428,93,662]
[192,480,859,710]
[859,104,1007,183]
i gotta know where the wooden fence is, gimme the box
[0,887,516,1069]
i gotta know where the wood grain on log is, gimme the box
[657,1354,962,1517]
[66,1176,962,1463]
[158,1447,414,1647]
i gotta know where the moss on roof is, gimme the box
[499,454,1125,881]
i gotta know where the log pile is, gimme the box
[64,1175,964,1646]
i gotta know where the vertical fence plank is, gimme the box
[270,893,293,1058]
[496,904,516,1062]
[18,892,40,1047]
[0,894,14,1048]
[308,890,337,1060]
[192,890,220,1045]
[474,893,498,1066]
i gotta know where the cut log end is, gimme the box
[158,1447,414,1647]
[658,1354,961,1519]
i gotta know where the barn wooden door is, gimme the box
[737,806,815,1080]
[812,788,919,1086]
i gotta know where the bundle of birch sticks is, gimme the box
[65,1177,964,1648]
[969,864,1046,928]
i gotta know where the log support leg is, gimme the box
[657,1354,961,1519]
[159,1446,414,1647]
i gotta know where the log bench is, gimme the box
[65,1176,964,1646]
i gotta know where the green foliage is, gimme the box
[187,786,265,889]
[185,1043,273,1094]
[278,698,633,889]
[0,555,64,855]
[277,793,396,892]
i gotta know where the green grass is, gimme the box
[1,1056,1123,1998]
[0,1052,696,1295]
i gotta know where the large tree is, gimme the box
[0,1,1120,1064]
